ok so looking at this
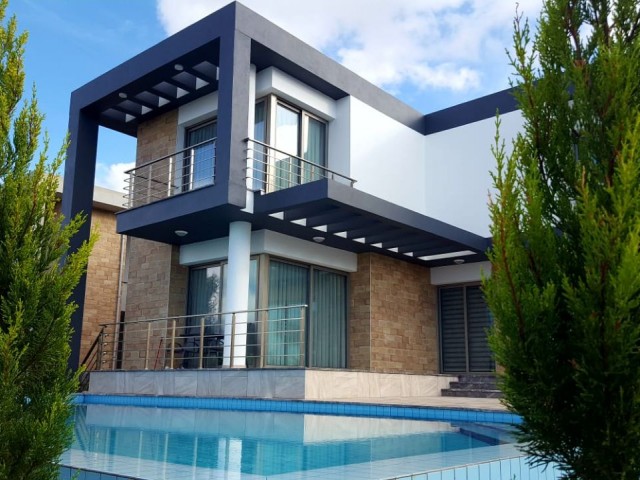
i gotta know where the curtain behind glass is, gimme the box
[267,261,308,366]
[303,117,326,183]
[310,270,346,368]
[253,101,267,191]
[274,104,300,190]
[185,121,217,190]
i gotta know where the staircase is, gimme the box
[441,374,502,399]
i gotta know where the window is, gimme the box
[439,285,494,373]
[185,259,258,368]
[183,120,216,191]
[253,96,327,192]
[266,259,346,368]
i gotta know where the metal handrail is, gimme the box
[93,304,310,371]
[81,326,105,365]
[98,304,307,328]
[124,138,216,173]
[245,138,357,187]
[124,138,216,208]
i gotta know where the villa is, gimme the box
[63,1,524,399]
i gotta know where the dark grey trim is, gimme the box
[62,104,99,371]
[235,3,425,133]
[70,4,234,110]
[217,29,252,207]
[424,87,520,134]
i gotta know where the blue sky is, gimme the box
[7,0,541,192]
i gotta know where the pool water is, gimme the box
[63,404,517,479]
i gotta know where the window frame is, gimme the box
[254,95,328,192]
[182,118,217,192]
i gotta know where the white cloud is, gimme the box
[95,161,135,194]
[156,0,542,95]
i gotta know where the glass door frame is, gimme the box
[254,95,328,193]
[258,255,349,368]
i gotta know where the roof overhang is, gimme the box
[117,179,490,268]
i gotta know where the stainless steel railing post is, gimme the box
[144,322,152,370]
[230,313,236,368]
[299,307,306,367]
[198,317,205,369]
[169,319,177,370]
[167,156,174,198]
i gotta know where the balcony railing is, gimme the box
[88,305,308,371]
[246,138,356,193]
[124,138,216,208]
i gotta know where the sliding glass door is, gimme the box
[253,96,327,192]
[185,265,222,368]
[266,261,308,366]
[309,269,346,368]
[266,260,347,368]
[186,259,258,368]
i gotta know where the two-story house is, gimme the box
[63,2,523,396]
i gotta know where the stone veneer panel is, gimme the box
[349,253,438,374]
[348,254,372,369]
[135,110,178,166]
[80,207,124,362]
[121,110,188,369]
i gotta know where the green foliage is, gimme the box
[484,1,640,479]
[0,1,94,479]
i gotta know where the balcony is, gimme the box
[86,305,309,372]
[245,138,355,193]
[124,139,217,208]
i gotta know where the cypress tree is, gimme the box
[484,0,640,478]
[0,1,94,478]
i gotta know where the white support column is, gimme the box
[222,221,251,367]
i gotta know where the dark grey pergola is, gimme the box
[63,2,515,369]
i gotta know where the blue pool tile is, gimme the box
[58,467,72,480]
[412,474,427,480]
[478,462,491,479]
[427,472,442,480]
[519,458,531,480]
[489,460,501,479]
[441,469,455,480]
[510,457,521,478]
[453,467,467,479]
[500,459,511,478]
[466,464,479,480]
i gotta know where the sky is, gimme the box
[7,0,542,193]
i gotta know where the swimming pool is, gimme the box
[60,400,521,480]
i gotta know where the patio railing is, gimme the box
[124,138,216,208]
[245,138,356,193]
[86,305,308,371]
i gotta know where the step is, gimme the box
[447,381,499,390]
[456,375,498,385]
[454,422,516,444]
[441,388,503,399]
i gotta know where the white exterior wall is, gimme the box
[177,91,220,150]
[424,110,524,237]
[255,67,336,119]
[328,96,351,178]
[430,261,491,285]
[348,97,427,214]
[180,229,358,272]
